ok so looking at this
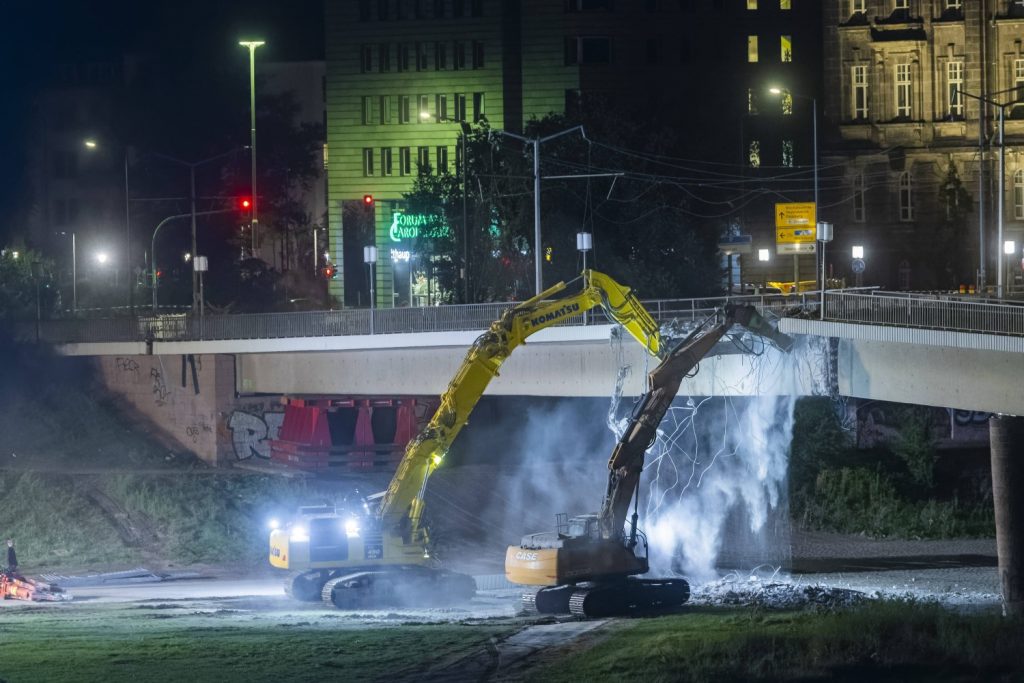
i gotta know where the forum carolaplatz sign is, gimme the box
[389,211,452,243]
[775,202,817,255]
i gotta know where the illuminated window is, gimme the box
[363,148,375,176]
[417,146,430,172]
[1014,170,1024,220]
[851,0,866,12]
[782,140,794,167]
[418,94,430,122]
[379,95,391,124]
[381,148,393,176]
[947,61,964,118]
[852,65,869,119]
[746,0,757,8]
[780,0,791,8]
[749,140,761,167]
[853,173,866,222]
[399,95,411,124]
[895,63,912,118]
[454,93,467,122]
[747,88,759,114]
[780,35,792,62]
[899,171,913,221]
[747,36,758,63]
[1015,59,1024,103]
[781,91,793,115]
[400,147,412,176]
[945,0,962,8]
[322,143,328,170]
[436,146,448,173]
[361,96,372,125]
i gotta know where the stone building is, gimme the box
[821,0,1024,292]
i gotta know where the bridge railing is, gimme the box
[17,292,797,345]
[824,291,1024,336]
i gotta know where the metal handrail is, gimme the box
[16,289,1024,345]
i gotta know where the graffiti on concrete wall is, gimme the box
[227,410,284,460]
[185,418,214,444]
[150,366,170,406]
[115,357,140,376]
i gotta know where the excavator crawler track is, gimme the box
[319,567,476,610]
[533,584,576,614]
[569,578,690,618]
[285,570,332,602]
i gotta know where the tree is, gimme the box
[0,249,57,320]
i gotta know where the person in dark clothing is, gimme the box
[6,539,17,572]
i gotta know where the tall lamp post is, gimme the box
[769,87,818,291]
[577,231,592,324]
[240,40,265,259]
[954,86,1017,299]
[492,125,586,296]
[364,245,377,334]
[83,139,132,310]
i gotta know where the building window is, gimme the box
[895,0,909,9]
[399,95,411,124]
[944,0,962,9]
[565,37,612,65]
[899,171,913,221]
[453,0,464,16]
[780,35,792,63]
[381,148,393,176]
[453,41,466,70]
[416,42,428,71]
[418,94,430,121]
[418,146,430,172]
[435,94,448,121]
[781,91,793,115]
[398,44,410,71]
[851,0,866,13]
[747,88,759,115]
[1014,169,1024,220]
[471,0,482,16]
[1015,59,1024,103]
[379,95,391,124]
[947,61,964,118]
[363,148,375,176]
[378,0,389,19]
[747,36,758,63]
[323,143,329,170]
[379,44,391,72]
[396,0,406,19]
[434,0,444,17]
[746,0,756,8]
[359,0,372,20]
[852,65,869,119]
[473,92,485,122]
[362,96,372,125]
[435,42,448,70]
[436,146,449,173]
[454,93,467,122]
[895,63,912,118]
[472,41,485,68]
[360,45,373,72]
[782,140,794,167]
[780,0,791,8]
[748,140,761,168]
[853,173,866,222]
[415,0,426,17]
[400,147,412,176]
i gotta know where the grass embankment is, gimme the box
[541,602,1024,682]
[0,601,513,683]
[0,341,313,572]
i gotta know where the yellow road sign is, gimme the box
[775,202,817,247]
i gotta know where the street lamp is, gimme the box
[364,245,378,334]
[239,40,265,258]
[954,86,1018,298]
[492,125,587,295]
[769,87,818,290]
[817,221,833,319]
[82,138,132,310]
[577,231,593,323]
[851,245,865,288]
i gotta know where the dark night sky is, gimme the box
[0,0,325,230]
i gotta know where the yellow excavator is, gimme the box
[269,270,664,608]
[505,304,792,617]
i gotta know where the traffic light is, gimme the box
[321,265,337,279]
[239,196,253,213]
[362,194,374,207]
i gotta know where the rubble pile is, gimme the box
[690,572,867,611]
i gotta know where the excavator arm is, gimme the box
[598,305,792,540]
[379,270,662,539]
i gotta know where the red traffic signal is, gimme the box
[321,265,337,279]
[239,197,253,211]
[362,194,374,206]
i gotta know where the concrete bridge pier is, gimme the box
[990,414,1024,617]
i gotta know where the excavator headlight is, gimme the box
[345,519,361,538]
[290,526,309,542]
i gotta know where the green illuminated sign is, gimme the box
[389,212,451,242]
